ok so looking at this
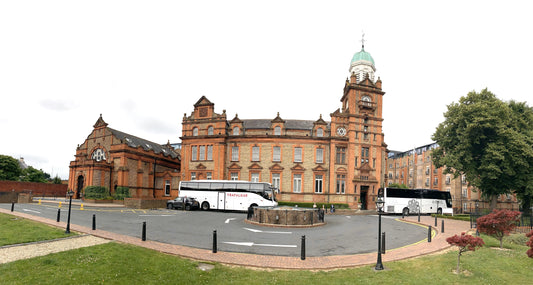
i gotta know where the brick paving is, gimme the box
[1,207,471,270]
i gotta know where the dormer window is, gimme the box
[274,126,281,135]
[316,128,323,137]
[192,127,198,136]
[208,126,214,136]
[233,127,240,135]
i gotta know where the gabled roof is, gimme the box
[108,128,178,159]
[194,96,214,107]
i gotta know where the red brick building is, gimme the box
[68,115,180,199]
[180,46,387,209]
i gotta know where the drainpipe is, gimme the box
[153,158,157,198]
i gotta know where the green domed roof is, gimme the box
[351,48,375,66]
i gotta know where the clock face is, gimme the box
[91,148,106,162]
[337,127,347,137]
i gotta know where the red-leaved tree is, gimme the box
[476,209,521,248]
[446,232,484,274]
[526,230,533,258]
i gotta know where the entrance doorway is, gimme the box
[76,175,84,199]
[360,186,369,210]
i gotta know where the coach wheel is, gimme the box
[201,202,210,211]
[437,208,443,215]
[250,203,258,209]
[185,205,191,211]
[402,207,409,216]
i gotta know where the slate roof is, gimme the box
[108,128,179,159]
[242,119,329,130]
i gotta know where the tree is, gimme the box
[476,209,521,249]
[0,154,22,181]
[432,89,533,209]
[446,232,484,274]
[526,230,533,258]
[19,166,50,183]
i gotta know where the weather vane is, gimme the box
[361,31,365,50]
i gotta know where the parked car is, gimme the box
[167,197,200,211]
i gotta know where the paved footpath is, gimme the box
[0,207,471,270]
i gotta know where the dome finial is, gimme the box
[361,31,365,50]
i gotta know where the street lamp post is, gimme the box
[375,196,385,270]
[65,190,74,234]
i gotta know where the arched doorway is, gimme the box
[76,175,84,199]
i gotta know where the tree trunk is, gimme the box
[490,195,498,211]
[500,238,503,249]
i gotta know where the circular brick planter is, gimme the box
[247,206,325,227]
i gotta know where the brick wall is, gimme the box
[0,180,67,197]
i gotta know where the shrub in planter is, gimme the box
[113,186,131,200]
[84,186,109,200]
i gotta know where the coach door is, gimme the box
[218,192,226,210]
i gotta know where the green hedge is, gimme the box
[113,186,131,200]
[277,201,350,209]
[84,186,110,200]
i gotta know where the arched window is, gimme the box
[208,126,214,136]
[316,128,323,137]
[192,127,198,136]
[233,126,240,135]
[274,126,281,135]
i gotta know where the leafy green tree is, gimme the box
[20,166,50,183]
[432,89,533,209]
[52,175,63,184]
[0,155,22,181]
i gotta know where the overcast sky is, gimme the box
[1,1,532,180]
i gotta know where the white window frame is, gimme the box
[252,146,260,162]
[273,146,281,162]
[294,147,302,163]
[315,174,323,193]
[251,172,259,183]
[272,173,280,191]
[293,174,302,193]
[231,146,239,161]
[191,146,198,161]
[316,148,323,163]
[207,145,213,161]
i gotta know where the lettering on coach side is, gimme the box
[227,193,248,198]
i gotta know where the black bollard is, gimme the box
[381,232,385,254]
[57,209,61,222]
[428,225,432,242]
[434,214,438,227]
[212,230,217,253]
[142,222,146,241]
[11,202,14,212]
[418,210,420,222]
[441,220,445,233]
[92,214,96,230]
[301,235,306,260]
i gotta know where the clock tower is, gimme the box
[329,41,387,209]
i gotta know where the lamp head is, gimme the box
[376,196,384,212]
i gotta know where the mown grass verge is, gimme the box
[0,213,76,246]
[1,213,532,284]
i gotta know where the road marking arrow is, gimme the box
[223,241,296,248]
[225,218,236,224]
[22,209,40,213]
[243,227,292,234]
[223,241,254,246]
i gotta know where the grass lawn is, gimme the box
[0,213,76,246]
[1,213,532,284]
